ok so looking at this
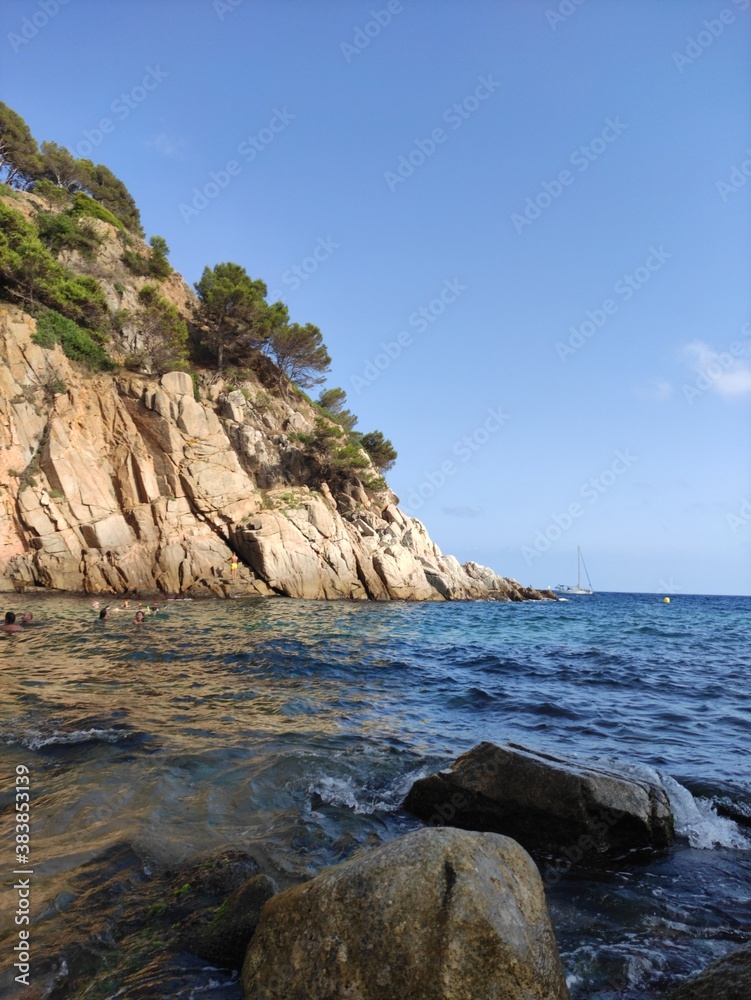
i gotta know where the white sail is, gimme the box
[554,548,594,595]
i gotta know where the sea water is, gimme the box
[0,591,749,997]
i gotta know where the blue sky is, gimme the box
[2,0,749,594]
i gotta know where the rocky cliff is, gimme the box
[0,192,552,602]
[0,305,552,601]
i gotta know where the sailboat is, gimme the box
[555,547,594,596]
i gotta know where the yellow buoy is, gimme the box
[663,597,670,603]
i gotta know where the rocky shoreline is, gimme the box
[16,741,742,999]
[0,305,554,604]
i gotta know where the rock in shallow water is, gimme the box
[667,942,751,1000]
[241,826,569,1000]
[403,742,674,856]
[186,872,277,968]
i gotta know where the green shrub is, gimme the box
[0,202,109,332]
[52,273,109,331]
[112,308,131,332]
[37,211,103,259]
[33,310,115,371]
[359,430,397,472]
[123,247,150,276]
[361,473,387,492]
[70,191,123,230]
[334,443,369,471]
[33,178,72,208]
[128,284,188,373]
[148,235,172,279]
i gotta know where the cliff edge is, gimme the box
[0,306,551,601]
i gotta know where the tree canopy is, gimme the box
[318,386,357,431]
[0,103,41,188]
[0,103,142,232]
[194,262,271,373]
[359,430,398,472]
[266,322,331,399]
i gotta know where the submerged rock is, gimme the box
[241,826,569,1000]
[667,942,751,999]
[185,872,277,968]
[403,742,674,856]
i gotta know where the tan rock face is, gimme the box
[241,827,570,1000]
[0,303,555,602]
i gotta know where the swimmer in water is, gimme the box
[2,611,22,632]
[98,607,110,620]
[132,610,145,625]
[20,612,34,626]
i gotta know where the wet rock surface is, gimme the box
[403,741,675,856]
[242,826,569,1000]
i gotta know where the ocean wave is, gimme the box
[662,775,751,850]
[8,727,136,751]
[308,768,426,817]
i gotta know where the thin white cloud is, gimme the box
[682,339,751,397]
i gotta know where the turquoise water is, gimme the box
[0,591,749,996]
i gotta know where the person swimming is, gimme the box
[2,611,22,632]
[98,607,110,620]
[132,610,146,625]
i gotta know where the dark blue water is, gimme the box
[0,591,749,997]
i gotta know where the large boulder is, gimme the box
[241,826,569,1000]
[667,943,751,999]
[403,742,674,856]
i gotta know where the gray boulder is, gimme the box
[403,742,674,856]
[667,943,751,999]
[242,826,569,1000]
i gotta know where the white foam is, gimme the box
[25,728,129,750]
[309,767,429,817]
[662,774,751,850]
